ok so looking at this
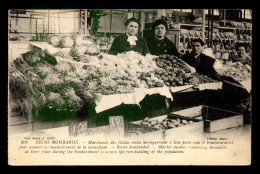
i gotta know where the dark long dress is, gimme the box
[108,33,149,56]
[146,36,179,56]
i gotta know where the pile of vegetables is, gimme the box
[216,62,251,82]
[81,51,165,95]
[154,54,217,87]
[189,73,219,85]
[76,52,220,95]
[9,42,223,119]
[154,55,193,87]
[9,50,89,119]
[9,51,50,119]
[140,117,195,130]
[47,35,99,62]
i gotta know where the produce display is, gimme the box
[81,51,165,95]
[140,117,195,130]
[230,21,252,31]
[9,33,223,120]
[154,54,218,87]
[47,35,99,62]
[180,29,202,38]
[9,50,89,119]
[189,73,219,85]
[216,62,251,82]
[181,28,251,43]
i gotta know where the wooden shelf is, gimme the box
[178,23,202,27]
[180,36,200,39]
[218,26,237,30]
[176,23,238,31]
[235,40,251,43]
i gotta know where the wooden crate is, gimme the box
[125,115,202,140]
[202,106,243,133]
[124,122,164,140]
[171,105,203,121]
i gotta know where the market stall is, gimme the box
[9,35,239,132]
[8,9,252,137]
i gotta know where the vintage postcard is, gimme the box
[8,9,252,166]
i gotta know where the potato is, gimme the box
[177,123,184,127]
[181,119,188,124]
[167,124,176,128]
[171,82,177,86]
[140,72,145,77]
[155,82,164,87]
[146,72,151,77]
[188,121,194,124]
[160,75,166,79]
[135,131,143,135]
[140,80,147,85]
[165,82,171,87]
[149,120,158,126]
[152,125,160,129]
[177,81,184,86]
[143,117,150,122]
[162,121,167,128]
[154,69,160,74]
[146,123,152,127]
[169,119,179,125]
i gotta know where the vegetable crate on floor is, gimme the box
[170,105,244,133]
[201,106,244,133]
[124,114,202,140]
[124,105,244,140]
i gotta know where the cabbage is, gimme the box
[60,36,74,48]
[74,35,84,46]
[70,45,87,58]
[82,37,95,45]
[76,45,87,56]
[49,36,61,47]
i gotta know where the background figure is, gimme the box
[108,18,149,56]
[146,19,179,56]
[232,45,251,65]
[182,38,219,79]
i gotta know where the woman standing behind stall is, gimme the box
[146,19,179,56]
[108,18,149,56]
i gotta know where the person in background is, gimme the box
[181,38,219,79]
[146,19,179,56]
[232,45,251,65]
[108,18,149,56]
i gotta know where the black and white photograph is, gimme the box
[8,9,252,165]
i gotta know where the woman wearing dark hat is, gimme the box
[146,19,179,56]
[108,18,149,56]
